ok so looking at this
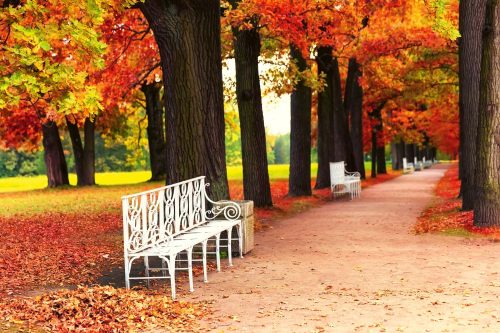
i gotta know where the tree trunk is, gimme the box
[315,46,335,189]
[397,141,406,168]
[369,102,386,178]
[377,145,387,174]
[371,124,377,178]
[231,15,272,207]
[81,118,96,186]
[66,117,95,186]
[42,121,69,187]
[474,0,500,227]
[459,0,487,210]
[66,117,84,181]
[140,0,229,200]
[405,143,415,162]
[345,58,365,178]
[289,45,312,197]
[331,58,356,170]
[391,142,399,170]
[142,83,166,181]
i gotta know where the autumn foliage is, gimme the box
[414,164,500,238]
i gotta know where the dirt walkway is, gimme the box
[184,165,500,333]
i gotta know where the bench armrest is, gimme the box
[345,171,361,179]
[204,185,241,221]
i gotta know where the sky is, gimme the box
[223,59,291,135]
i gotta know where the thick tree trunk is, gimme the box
[66,117,95,186]
[140,0,229,200]
[474,0,500,227]
[315,46,335,189]
[231,19,272,207]
[345,58,365,179]
[42,121,69,188]
[459,0,487,209]
[331,58,356,170]
[289,46,312,197]
[142,83,166,181]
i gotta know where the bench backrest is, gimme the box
[403,157,408,169]
[330,161,345,185]
[122,176,207,254]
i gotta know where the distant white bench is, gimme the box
[330,161,361,199]
[402,157,414,174]
[122,176,242,299]
[423,157,432,169]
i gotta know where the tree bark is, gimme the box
[66,117,84,181]
[289,45,312,197]
[315,46,335,189]
[81,118,96,186]
[474,0,500,227]
[344,58,365,178]
[371,124,377,178]
[66,117,95,186]
[140,0,229,200]
[369,101,386,178]
[405,143,415,162]
[230,11,272,207]
[391,142,399,170]
[397,141,406,168]
[42,121,69,187]
[459,0,488,209]
[141,83,166,181]
[331,58,356,171]
[377,145,387,174]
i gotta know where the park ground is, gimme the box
[0,163,499,332]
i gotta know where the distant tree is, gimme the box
[273,135,290,164]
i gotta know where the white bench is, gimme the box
[330,161,361,199]
[402,157,414,174]
[122,176,243,299]
[423,157,432,169]
[413,157,424,171]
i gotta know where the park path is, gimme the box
[184,165,500,333]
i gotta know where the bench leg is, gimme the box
[144,256,150,288]
[161,259,167,277]
[227,227,233,267]
[215,234,221,272]
[202,240,208,282]
[124,255,130,289]
[168,256,176,300]
[237,223,243,259]
[187,247,194,292]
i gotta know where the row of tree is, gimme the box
[2,1,496,226]
[458,0,499,226]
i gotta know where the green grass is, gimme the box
[440,228,478,238]
[0,161,379,217]
[0,164,319,193]
[0,162,380,193]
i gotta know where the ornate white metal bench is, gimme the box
[122,176,242,299]
[329,161,361,199]
[402,157,415,174]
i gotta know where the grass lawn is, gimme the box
[0,162,381,193]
